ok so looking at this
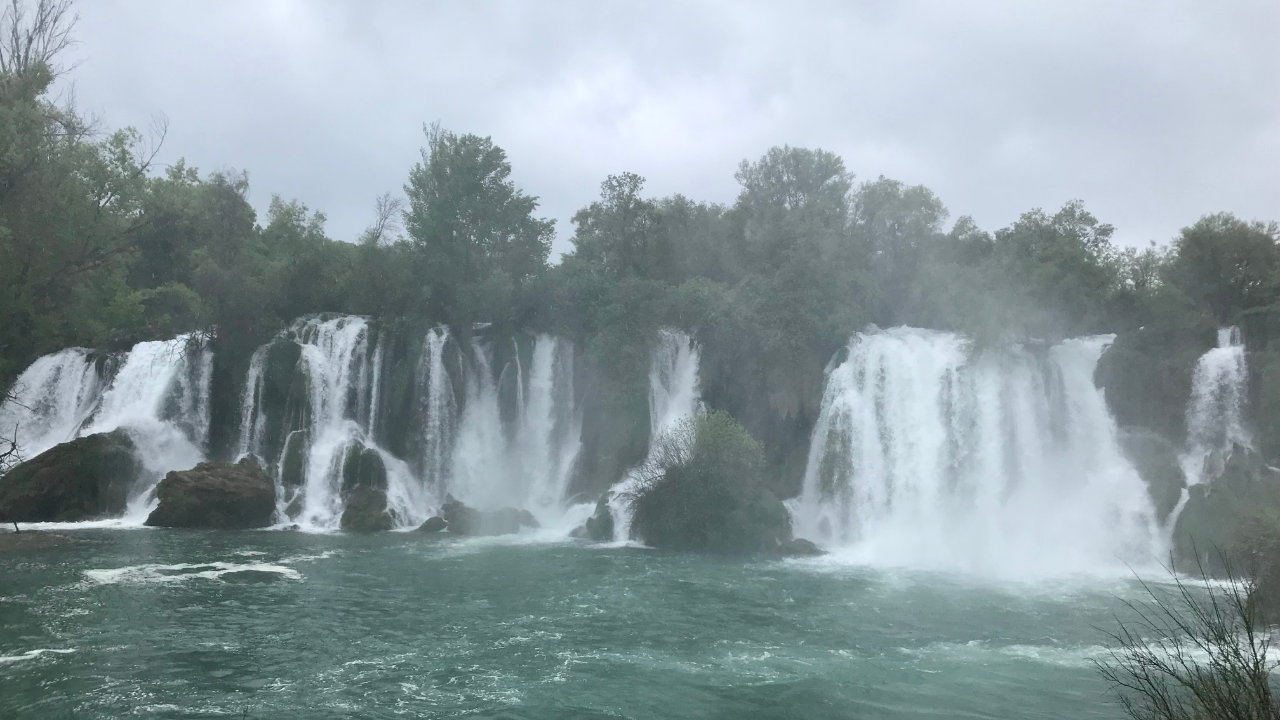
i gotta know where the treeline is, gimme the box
[2,1,1279,489]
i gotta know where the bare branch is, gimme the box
[0,0,78,79]
[362,191,405,246]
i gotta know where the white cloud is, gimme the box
[62,0,1279,256]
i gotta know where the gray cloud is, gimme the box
[63,0,1279,256]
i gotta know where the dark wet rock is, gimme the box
[417,516,447,533]
[145,457,276,529]
[340,485,393,532]
[1173,443,1280,572]
[1117,426,1187,522]
[341,444,387,493]
[278,431,308,488]
[440,494,539,536]
[0,429,141,523]
[775,537,825,557]
[571,493,615,541]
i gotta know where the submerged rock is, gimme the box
[340,485,393,532]
[0,429,141,522]
[440,494,539,536]
[571,492,615,541]
[775,537,824,557]
[145,457,276,529]
[417,516,447,533]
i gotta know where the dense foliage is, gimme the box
[625,411,792,553]
[1,0,1279,493]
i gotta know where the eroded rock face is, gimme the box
[145,457,276,529]
[0,430,141,522]
[440,495,539,536]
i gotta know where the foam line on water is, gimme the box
[0,648,76,664]
[84,561,302,585]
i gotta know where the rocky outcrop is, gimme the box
[338,443,392,532]
[1117,426,1187,523]
[145,457,276,529]
[571,492,615,541]
[1173,444,1280,571]
[340,485,393,532]
[0,430,141,522]
[440,494,539,536]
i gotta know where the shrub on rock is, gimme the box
[626,411,819,555]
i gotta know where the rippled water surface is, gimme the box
[0,529,1142,718]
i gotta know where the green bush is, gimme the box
[626,411,791,553]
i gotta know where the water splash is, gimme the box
[790,327,1161,578]
[1179,327,1249,487]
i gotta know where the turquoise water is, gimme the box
[0,529,1141,718]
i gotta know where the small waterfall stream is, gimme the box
[790,327,1162,576]
[1179,326,1249,487]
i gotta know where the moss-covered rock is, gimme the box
[145,457,276,529]
[1173,444,1280,572]
[0,429,141,522]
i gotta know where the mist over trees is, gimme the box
[1,0,1279,493]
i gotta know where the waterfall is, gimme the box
[1179,327,1249,487]
[0,335,213,520]
[790,327,1161,577]
[609,329,703,541]
[449,333,582,524]
[234,317,584,531]
[0,348,103,460]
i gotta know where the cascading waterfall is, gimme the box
[1179,327,1249,487]
[449,333,582,525]
[790,327,1162,577]
[0,335,213,520]
[236,317,584,531]
[609,329,703,542]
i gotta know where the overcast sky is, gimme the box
[62,0,1279,258]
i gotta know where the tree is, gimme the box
[403,123,553,287]
[570,172,670,279]
[1167,213,1280,325]
[359,191,404,246]
[1097,558,1280,720]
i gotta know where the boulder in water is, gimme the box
[145,457,276,529]
[341,444,387,493]
[571,492,615,541]
[0,429,141,522]
[340,485,394,532]
[776,537,824,556]
[417,516,447,533]
[440,495,539,536]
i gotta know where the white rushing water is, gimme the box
[237,318,584,531]
[1179,327,1250,487]
[0,335,213,520]
[790,327,1162,578]
[609,329,703,542]
[449,333,582,526]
